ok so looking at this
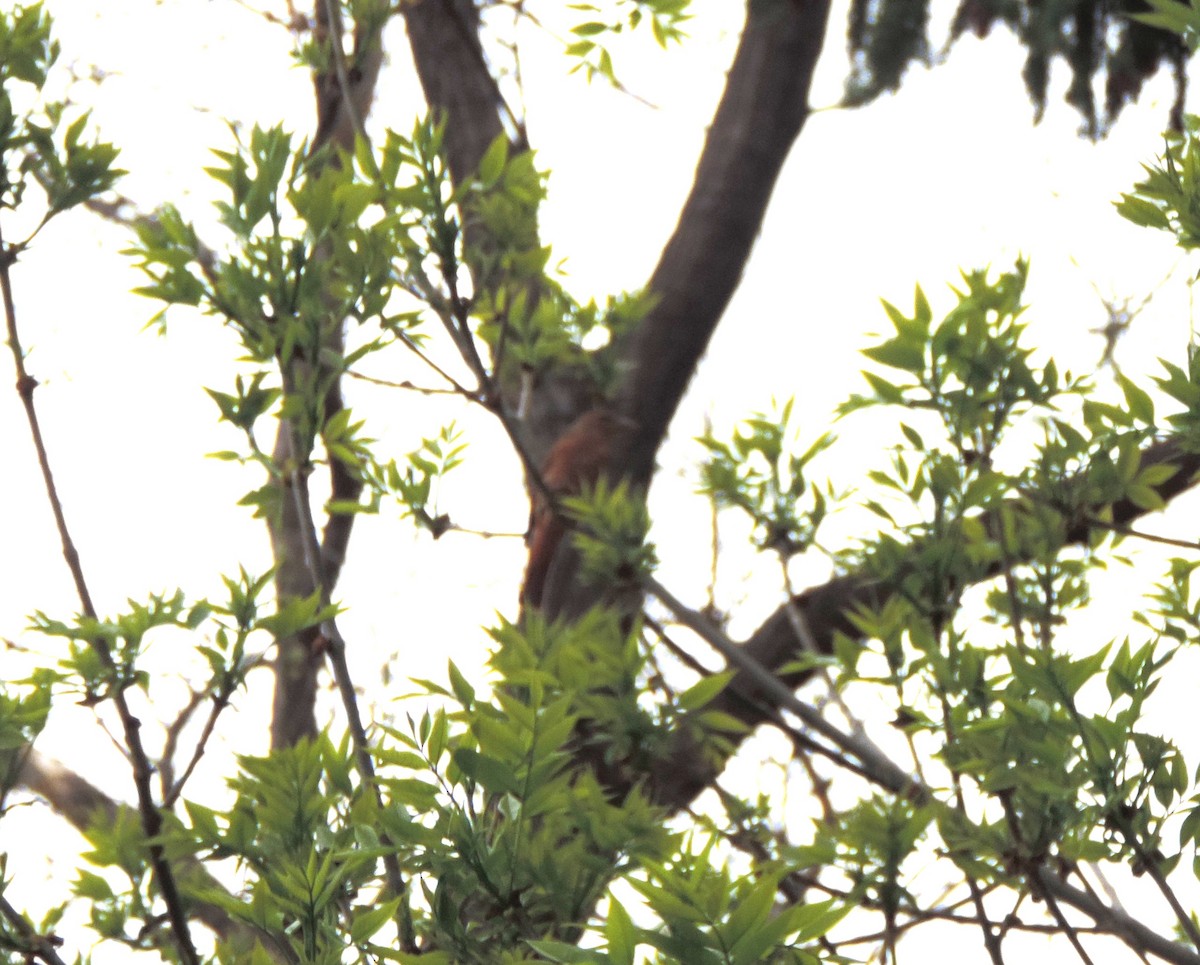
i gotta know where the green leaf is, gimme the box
[1128,483,1166,511]
[452,748,520,794]
[861,370,907,403]
[1118,374,1155,425]
[606,896,636,965]
[725,875,778,959]
[900,422,925,450]
[447,659,475,709]
[74,870,114,901]
[526,941,609,963]
[677,671,733,711]
[349,899,400,943]
[477,133,508,188]
[863,336,925,373]
[784,897,850,942]
[572,21,609,37]
[1116,193,1172,230]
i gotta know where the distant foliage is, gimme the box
[845,0,1187,135]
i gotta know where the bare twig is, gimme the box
[642,613,717,681]
[163,648,270,808]
[393,330,477,397]
[346,367,464,396]
[645,574,917,796]
[158,685,208,798]
[1084,515,1200,552]
[1,224,200,965]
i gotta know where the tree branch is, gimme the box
[15,750,292,962]
[541,0,834,618]
[615,0,834,483]
[646,436,1200,809]
[268,5,385,749]
[402,0,515,187]
[403,0,616,466]
[1034,868,1200,965]
[0,892,68,965]
[648,543,1200,965]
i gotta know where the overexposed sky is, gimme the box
[2,0,1199,961]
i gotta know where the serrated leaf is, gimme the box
[864,337,925,373]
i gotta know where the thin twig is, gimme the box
[645,574,918,796]
[642,612,716,680]
[279,404,412,948]
[158,685,208,797]
[1085,515,1200,552]
[394,330,477,397]
[346,367,463,396]
[1,224,200,965]
[643,610,877,786]
[164,649,271,809]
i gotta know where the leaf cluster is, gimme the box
[844,0,1186,136]
[563,1,691,87]
[561,479,657,597]
[0,2,122,246]
[699,399,836,560]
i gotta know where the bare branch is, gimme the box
[402,0,517,187]
[644,574,916,797]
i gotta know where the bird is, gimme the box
[521,409,634,609]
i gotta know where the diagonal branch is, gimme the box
[648,495,1200,965]
[614,0,834,484]
[540,0,835,617]
[1034,869,1200,965]
[647,436,1200,809]
[402,0,513,188]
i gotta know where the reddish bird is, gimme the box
[522,409,633,609]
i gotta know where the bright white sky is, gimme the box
[2,0,1199,961]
